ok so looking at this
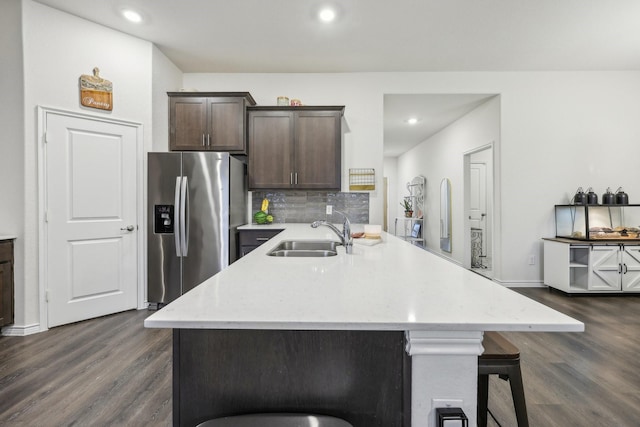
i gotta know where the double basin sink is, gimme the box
[267,240,339,257]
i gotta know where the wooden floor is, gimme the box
[487,288,640,427]
[0,309,172,426]
[0,288,639,426]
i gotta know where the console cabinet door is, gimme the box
[248,110,295,189]
[589,246,622,291]
[622,245,640,291]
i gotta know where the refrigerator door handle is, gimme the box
[181,175,189,256]
[174,176,183,257]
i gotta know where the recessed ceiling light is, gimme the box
[319,7,336,22]
[122,9,142,23]
[406,117,419,125]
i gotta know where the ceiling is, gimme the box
[383,94,495,157]
[32,0,640,155]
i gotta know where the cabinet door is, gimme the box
[589,246,622,291]
[0,241,14,327]
[622,245,640,292]
[294,111,341,190]
[248,111,295,189]
[207,97,245,153]
[0,262,11,327]
[169,97,208,150]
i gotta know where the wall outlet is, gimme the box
[326,205,333,215]
[528,255,536,265]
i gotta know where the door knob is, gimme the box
[121,225,135,231]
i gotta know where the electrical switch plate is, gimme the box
[326,205,333,215]
[528,255,536,265]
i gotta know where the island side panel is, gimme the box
[173,329,411,427]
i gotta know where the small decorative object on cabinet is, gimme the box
[168,92,256,154]
[0,238,15,328]
[247,105,344,190]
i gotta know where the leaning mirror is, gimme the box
[440,178,452,252]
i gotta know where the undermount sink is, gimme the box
[267,240,339,257]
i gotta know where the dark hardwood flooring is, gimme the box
[0,309,172,426]
[487,288,640,427]
[0,288,638,426]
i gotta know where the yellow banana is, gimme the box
[261,198,269,212]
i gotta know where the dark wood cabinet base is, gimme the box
[0,239,14,328]
[173,329,411,427]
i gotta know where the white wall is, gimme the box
[13,0,181,331]
[152,45,183,151]
[383,157,398,232]
[396,97,500,266]
[0,0,25,325]
[184,72,640,286]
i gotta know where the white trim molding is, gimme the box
[405,330,483,426]
[406,330,484,356]
[2,323,42,336]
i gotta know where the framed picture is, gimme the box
[411,222,421,238]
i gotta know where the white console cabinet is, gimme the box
[543,238,640,293]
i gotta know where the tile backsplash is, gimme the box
[251,191,369,224]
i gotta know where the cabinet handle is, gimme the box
[295,172,298,185]
[256,237,270,242]
[619,263,622,274]
[290,173,293,185]
[202,134,206,147]
[623,263,628,274]
[207,134,211,147]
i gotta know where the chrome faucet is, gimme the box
[311,210,353,254]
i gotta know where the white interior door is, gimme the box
[469,163,487,263]
[45,111,138,328]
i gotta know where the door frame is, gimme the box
[37,106,145,332]
[463,142,498,277]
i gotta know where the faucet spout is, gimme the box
[310,211,353,254]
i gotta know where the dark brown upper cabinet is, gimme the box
[168,92,256,154]
[247,106,344,190]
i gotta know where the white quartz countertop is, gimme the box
[145,224,583,333]
[0,235,17,241]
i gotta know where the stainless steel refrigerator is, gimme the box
[147,152,247,308]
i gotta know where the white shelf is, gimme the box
[569,263,588,268]
[394,217,424,246]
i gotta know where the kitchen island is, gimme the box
[145,224,583,427]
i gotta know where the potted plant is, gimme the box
[400,198,413,217]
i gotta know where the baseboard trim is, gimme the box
[1,323,43,336]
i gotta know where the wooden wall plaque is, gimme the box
[79,67,113,111]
